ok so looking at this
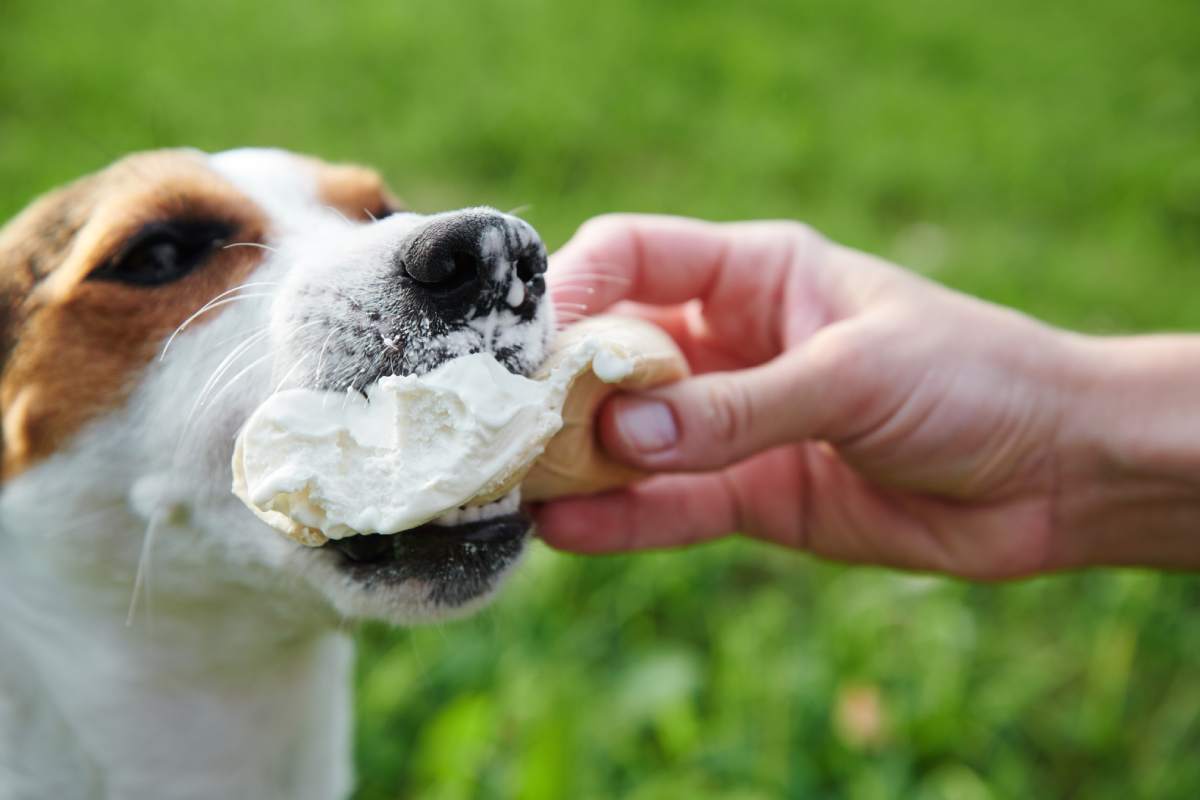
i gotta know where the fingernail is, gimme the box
[614,398,678,453]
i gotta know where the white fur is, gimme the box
[210,148,323,224]
[0,148,552,799]
[0,264,351,799]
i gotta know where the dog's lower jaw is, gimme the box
[0,543,355,800]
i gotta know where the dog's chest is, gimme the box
[0,619,355,800]
[0,632,102,799]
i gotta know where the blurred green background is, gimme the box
[3,0,1200,797]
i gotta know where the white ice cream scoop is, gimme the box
[231,315,688,546]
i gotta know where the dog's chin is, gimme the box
[293,511,532,625]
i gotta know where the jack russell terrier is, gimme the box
[0,148,553,799]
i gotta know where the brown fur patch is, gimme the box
[312,160,403,222]
[0,150,269,479]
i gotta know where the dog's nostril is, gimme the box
[515,252,545,283]
[403,248,481,293]
[445,250,481,292]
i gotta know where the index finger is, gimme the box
[547,213,820,316]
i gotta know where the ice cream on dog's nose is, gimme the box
[232,316,687,546]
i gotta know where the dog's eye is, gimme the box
[90,219,234,286]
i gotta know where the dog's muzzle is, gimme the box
[286,209,551,610]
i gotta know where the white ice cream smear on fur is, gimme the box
[234,340,632,541]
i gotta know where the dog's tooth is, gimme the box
[432,489,519,528]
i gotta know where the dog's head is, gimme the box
[0,148,553,624]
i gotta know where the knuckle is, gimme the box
[800,328,877,436]
[718,470,752,537]
[702,376,756,451]
[753,219,826,249]
[782,220,829,266]
[739,220,827,275]
[745,219,822,242]
[576,213,637,243]
[783,219,824,245]
[569,215,640,269]
[808,326,872,385]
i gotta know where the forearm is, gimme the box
[1055,334,1200,570]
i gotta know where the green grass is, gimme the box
[3,0,1200,796]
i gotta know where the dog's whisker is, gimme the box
[313,327,340,393]
[192,328,273,413]
[341,365,370,410]
[505,203,533,217]
[363,208,378,223]
[170,319,308,468]
[160,293,274,361]
[222,242,279,253]
[163,280,278,345]
[199,319,326,419]
[547,279,630,290]
[205,324,272,357]
[559,258,638,273]
[550,285,598,296]
[166,338,272,470]
[554,310,590,322]
[322,206,352,225]
[547,273,632,286]
[271,353,312,395]
[196,352,274,418]
[221,279,281,294]
[126,513,164,628]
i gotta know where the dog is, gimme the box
[0,148,553,799]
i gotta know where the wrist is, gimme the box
[1053,334,1200,570]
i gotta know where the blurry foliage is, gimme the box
[2,0,1199,797]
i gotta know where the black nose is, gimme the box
[398,212,547,309]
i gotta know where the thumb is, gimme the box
[598,345,843,472]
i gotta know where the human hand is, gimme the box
[536,215,1200,578]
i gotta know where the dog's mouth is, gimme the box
[318,489,531,609]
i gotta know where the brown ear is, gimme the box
[0,294,17,476]
[0,177,98,482]
[0,218,38,483]
[309,158,405,221]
